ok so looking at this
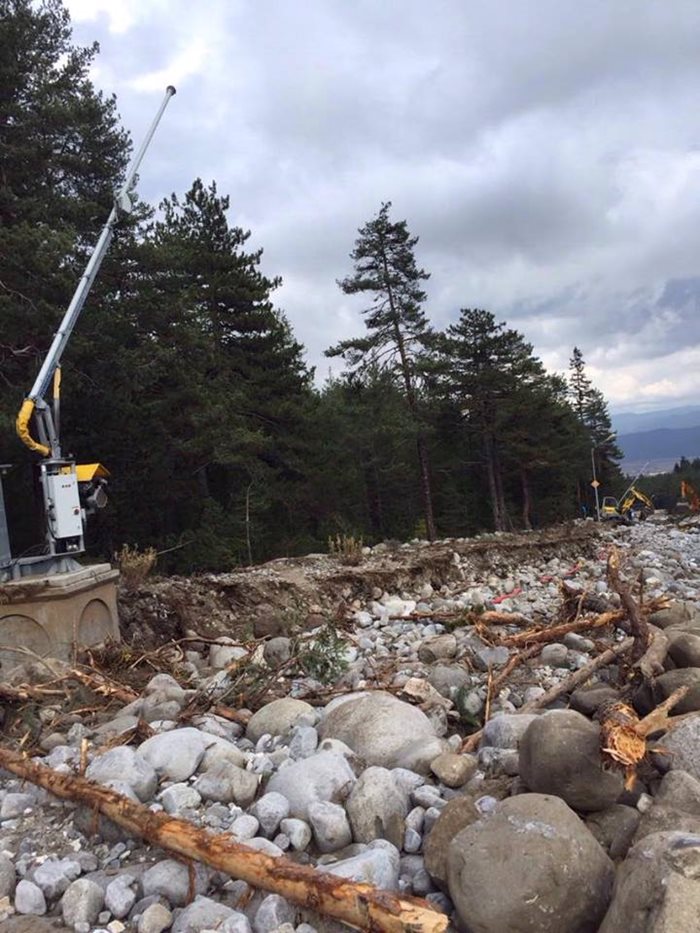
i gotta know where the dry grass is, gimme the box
[327,533,364,565]
[115,544,157,589]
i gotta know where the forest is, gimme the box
[1,0,624,573]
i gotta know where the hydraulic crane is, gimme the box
[0,87,176,582]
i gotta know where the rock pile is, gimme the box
[1,517,700,931]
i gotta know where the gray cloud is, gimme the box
[65,0,700,410]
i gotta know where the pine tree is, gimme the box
[437,309,545,531]
[327,202,437,539]
[567,348,622,505]
[67,179,314,569]
[0,0,130,552]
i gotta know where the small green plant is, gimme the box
[115,544,157,589]
[297,625,350,684]
[327,533,364,565]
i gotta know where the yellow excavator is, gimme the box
[600,486,654,523]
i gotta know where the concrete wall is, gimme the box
[0,564,119,671]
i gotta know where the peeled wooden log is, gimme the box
[500,610,621,647]
[0,748,447,933]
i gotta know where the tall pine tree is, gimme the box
[0,0,130,552]
[568,347,622,506]
[326,202,437,539]
[436,309,545,531]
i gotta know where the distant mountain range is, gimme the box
[612,406,700,474]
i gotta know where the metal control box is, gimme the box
[43,468,83,540]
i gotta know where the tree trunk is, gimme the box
[364,460,383,537]
[0,749,447,933]
[484,434,506,531]
[416,432,437,540]
[378,247,437,541]
[521,469,533,530]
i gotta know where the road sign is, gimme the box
[591,480,600,488]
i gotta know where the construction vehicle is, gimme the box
[600,486,655,523]
[0,87,176,582]
[678,480,700,514]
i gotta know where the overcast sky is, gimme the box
[64,0,700,413]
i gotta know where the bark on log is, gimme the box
[0,748,447,933]
[633,625,668,681]
[500,610,622,647]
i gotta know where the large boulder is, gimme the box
[447,794,614,933]
[519,710,624,811]
[85,747,157,802]
[138,728,214,782]
[246,699,314,743]
[649,601,699,630]
[266,750,356,820]
[346,766,408,848]
[655,669,700,713]
[319,692,446,773]
[664,714,700,780]
[585,805,641,860]
[667,631,700,668]
[424,795,480,890]
[599,831,700,932]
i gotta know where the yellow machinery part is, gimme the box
[76,463,110,481]
[15,399,50,457]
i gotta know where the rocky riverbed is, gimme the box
[2,516,700,932]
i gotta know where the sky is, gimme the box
[64,0,700,414]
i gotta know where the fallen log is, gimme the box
[499,610,621,647]
[462,638,634,752]
[0,748,447,933]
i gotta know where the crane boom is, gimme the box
[2,86,176,580]
[16,85,176,459]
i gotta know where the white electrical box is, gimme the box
[44,469,84,540]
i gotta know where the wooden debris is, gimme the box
[461,638,635,753]
[632,625,668,681]
[607,548,651,666]
[597,686,690,789]
[0,748,448,933]
[499,610,621,647]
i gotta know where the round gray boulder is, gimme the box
[664,714,700,780]
[598,831,700,932]
[519,709,624,811]
[266,750,356,820]
[246,698,314,743]
[319,692,446,773]
[447,793,614,933]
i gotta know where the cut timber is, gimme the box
[0,748,447,933]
